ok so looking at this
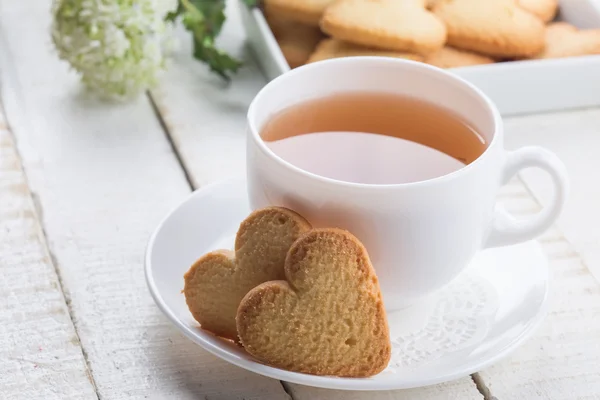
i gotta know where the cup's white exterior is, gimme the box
[246,58,567,310]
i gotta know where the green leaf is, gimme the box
[169,0,242,81]
[189,0,227,36]
[242,0,259,7]
[193,38,242,80]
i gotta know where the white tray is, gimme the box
[240,0,600,116]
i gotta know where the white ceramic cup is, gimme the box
[246,57,568,310]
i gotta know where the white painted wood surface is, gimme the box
[503,110,600,284]
[0,1,289,399]
[0,105,97,399]
[476,179,600,399]
[2,0,600,399]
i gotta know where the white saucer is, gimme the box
[145,178,550,391]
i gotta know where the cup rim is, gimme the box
[247,57,503,189]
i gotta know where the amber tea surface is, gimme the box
[261,92,486,184]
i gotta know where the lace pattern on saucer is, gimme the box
[384,272,499,373]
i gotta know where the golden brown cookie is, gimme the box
[307,39,424,63]
[263,0,336,26]
[183,207,312,341]
[265,11,324,68]
[432,0,546,58]
[534,22,600,59]
[517,0,557,22]
[321,0,447,55]
[425,46,495,68]
[237,228,391,377]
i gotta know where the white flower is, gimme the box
[51,0,177,100]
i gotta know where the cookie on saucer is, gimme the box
[184,207,311,341]
[237,228,391,377]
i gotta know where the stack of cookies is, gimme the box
[183,207,392,377]
[262,0,600,69]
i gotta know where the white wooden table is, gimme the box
[1,1,599,399]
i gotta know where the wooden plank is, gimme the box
[149,2,482,399]
[0,104,98,399]
[475,178,600,399]
[0,1,290,399]
[504,109,600,284]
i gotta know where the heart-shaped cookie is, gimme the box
[308,39,424,63]
[183,207,311,341]
[321,0,447,55]
[432,0,545,58]
[535,22,600,59]
[237,228,391,377]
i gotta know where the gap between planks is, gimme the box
[146,92,196,191]
[26,169,97,383]
[471,374,495,400]
[34,207,101,399]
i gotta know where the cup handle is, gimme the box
[484,146,569,248]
